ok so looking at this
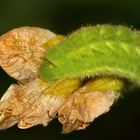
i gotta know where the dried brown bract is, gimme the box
[0,27,56,82]
[58,90,120,133]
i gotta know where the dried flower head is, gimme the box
[0,25,134,133]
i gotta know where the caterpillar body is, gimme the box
[39,25,140,83]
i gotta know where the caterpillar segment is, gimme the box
[40,25,140,83]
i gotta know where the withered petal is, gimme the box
[58,89,120,133]
[0,27,56,82]
[0,79,64,129]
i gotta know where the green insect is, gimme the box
[39,25,140,83]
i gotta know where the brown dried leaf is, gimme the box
[0,27,56,82]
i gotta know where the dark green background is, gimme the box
[0,0,140,140]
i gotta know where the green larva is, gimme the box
[39,25,140,83]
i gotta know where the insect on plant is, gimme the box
[0,25,140,133]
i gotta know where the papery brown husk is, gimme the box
[0,27,56,82]
[0,78,81,129]
[58,88,120,133]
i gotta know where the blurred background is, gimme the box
[0,0,140,140]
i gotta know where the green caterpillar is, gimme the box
[39,25,140,83]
